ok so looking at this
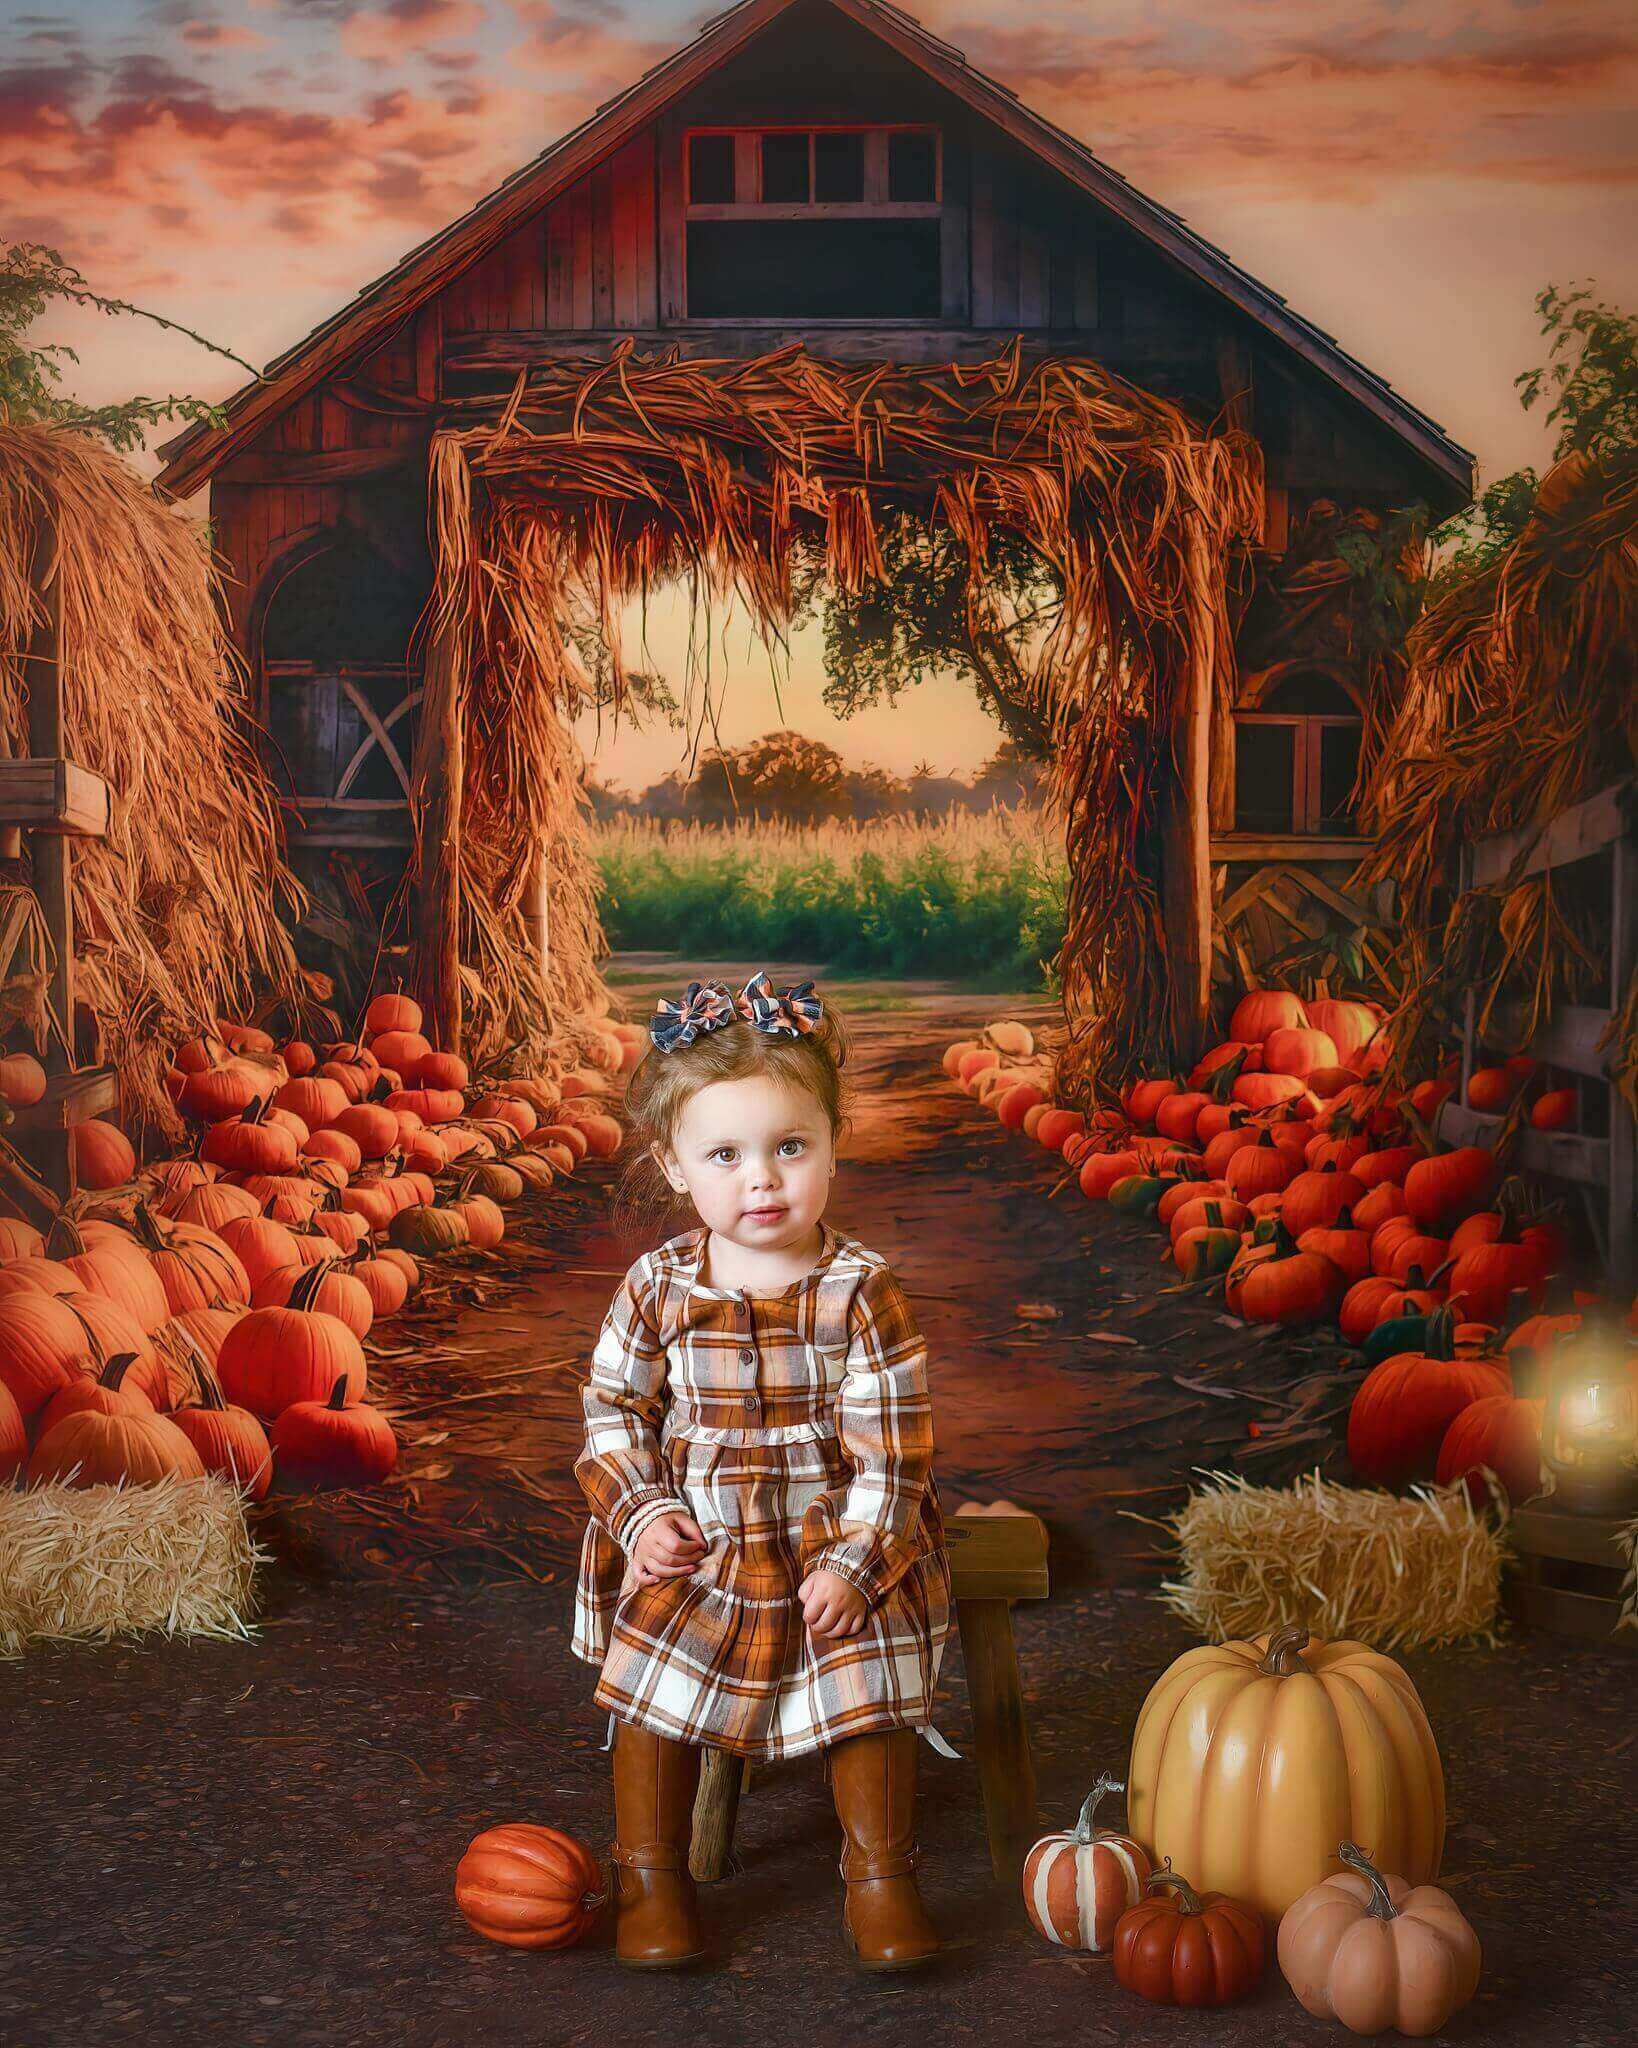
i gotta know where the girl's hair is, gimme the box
[612,997,852,1244]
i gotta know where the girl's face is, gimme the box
[656,1073,836,1255]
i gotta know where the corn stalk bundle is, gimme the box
[423,339,1263,1092]
[1355,448,1638,1104]
[0,424,312,1136]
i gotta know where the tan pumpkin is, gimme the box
[1277,1841,1480,2036]
[389,1203,469,1257]
[461,1160,525,1204]
[1022,1773,1151,1953]
[1128,1626,1444,1925]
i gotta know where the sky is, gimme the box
[5,0,1635,783]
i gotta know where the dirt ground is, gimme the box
[3,958,1634,2047]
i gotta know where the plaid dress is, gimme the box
[571,1220,953,1762]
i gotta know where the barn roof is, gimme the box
[154,0,1474,508]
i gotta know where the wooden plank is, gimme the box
[939,132,970,324]
[633,129,658,326]
[0,759,109,837]
[439,325,1123,369]
[689,1747,746,1884]
[1210,833,1370,863]
[682,200,942,223]
[657,113,686,324]
[969,149,997,327]
[545,199,573,330]
[23,511,73,1096]
[1436,1101,1611,1188]
[590,161,616,326]
[955,1599,1040,1883]
[217,449,412,486]
[1484,1002,1615,1082]
[1505,1578,1637,1650]
[1073,226,1098,331]
[1018,213,1049,328]
[612,142,641,328]
[4,1064,118,1133]
[1510,1506,1629,1571]
[944,1514,1049,1600]
[1469,779,1638,887]
[570,179,595,330]
[990,157,1020,327]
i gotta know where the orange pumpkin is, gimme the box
[0,1051,47,1107]
[1465,1065,1518,1113]
[170,1361,273,1501]
[1122,1078,1179,1129]
[1228,990,1308,1042]
[271,1374,397,1488]
[454,1822,607,1950]
[1226,1224,1344,1326]
[1435,1392,1544,1508]
[1225,1132,1296,1203]
[34,1351,155,1438]
[1305,999,1385,1067]
[1022,1774,1151,1953]
[1530,1088,1576,1132]
[27,1401,206,1488]
[1079,1149,1141,1201]
[70,1119,137,1191]
[218,1296,367,1422]
[1347,1308,1510,1484]
[364,991,423,1038]
[1111,1867,1266,2007]
[1280,1163,1366,1239]
[1262,1026,1339,1080]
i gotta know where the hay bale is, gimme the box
[0,1474,269,1658]
[1136,1469,1507,1652]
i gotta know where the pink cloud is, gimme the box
[180,22,274,50]
[341,0,487,62]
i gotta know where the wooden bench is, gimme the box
[689,1511,1050,1886]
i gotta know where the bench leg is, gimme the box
[956,1596,1039,1885]
[689,1745,747,1882]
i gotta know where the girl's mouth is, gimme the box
[744,1206,786,1222]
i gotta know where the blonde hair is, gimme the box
[613,997,852,1244]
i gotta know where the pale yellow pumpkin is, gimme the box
[1127,1626,1444,1925]
[1277,1842,1480,2036]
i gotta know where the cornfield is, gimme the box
[593,806,1066,990]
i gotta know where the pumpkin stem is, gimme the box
[1203,1202,1224,1229]
[1271,1219,1300,1258]
[1259,1625,1311,1675]
[44,1212,86,1260]
[1144,1862,1204,1916]
[327,1374,352,1410]
[289,1263,329,1314]
[1424,1303,1457,1361]
[131,1197,166,1252]
[1070,1773,1124,1844]
[103,1352,140,1393]
[1337,1842,1398,1920]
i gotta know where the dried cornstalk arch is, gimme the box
[411,339,1263,1102]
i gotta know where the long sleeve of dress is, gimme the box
[574,1260,688,1553]
[798,1262,937,1611]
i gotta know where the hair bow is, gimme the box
[647,971,823,1053]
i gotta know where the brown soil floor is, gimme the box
[3,958,1634,2046]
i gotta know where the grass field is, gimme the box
[592,808,1066,990]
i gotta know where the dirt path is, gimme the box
[4,960,1634,2046]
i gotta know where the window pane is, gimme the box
[1234,723,1295,833]
[761,132,810,203]
[888,131,937,202]
[1262,670,1358,716]
[687,219,941,319]
[1319,722,1362,828]
[688,133,736,205]
[813,131,865,203]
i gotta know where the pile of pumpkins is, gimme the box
[945,991,1638,1508]
[1018,1624,1479,2034]
[0,993,644,1498]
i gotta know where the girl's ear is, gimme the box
[651,1140,686,1195]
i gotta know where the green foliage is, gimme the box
[793,517,1061,759]
[1430,281,1637,588]
[593,812,1066,992]
[0,242,252,453]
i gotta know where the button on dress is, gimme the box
[571,1221,952,1762]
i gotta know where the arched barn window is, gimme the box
[1232,671,1363,836]
[258,535,423,841]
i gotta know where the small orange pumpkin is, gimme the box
[454,1822,607,1950]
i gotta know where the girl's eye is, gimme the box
[709,1148,737,1164]
[778,1140,805,1156]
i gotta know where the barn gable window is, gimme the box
[1233,672,1363,836]
[684,125,943,321]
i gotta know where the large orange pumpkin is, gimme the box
[28,1402,206,1488]
[1228,990,1308,1042]
[0,1291,95,1418]
[271,1374,396,1487]
[1435,1392,1544,1508]
[1403,1147,1498,1233]
[1347,1308,1510,1484]
[70,1119,137,1191]
[218,1298,367,1422]
[170,1361,273,1501]
[1261,1026,1339,1080]
[1304,999,1384,1067]
[454,1822,607,1950]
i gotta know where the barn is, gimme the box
[155,0,1473,1087]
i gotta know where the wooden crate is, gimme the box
[1504,1503,1637,1651]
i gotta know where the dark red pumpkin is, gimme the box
[1435,1392,1545,1508]
[1279,1162,1366,1239]
[1403,1146,1498,1233]
[1112,1866,1265,2007]
[271,1373,397,1488]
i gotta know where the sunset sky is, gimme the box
[6,0,1634,785]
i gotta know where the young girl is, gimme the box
[571,970,953,1974]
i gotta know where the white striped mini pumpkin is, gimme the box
[1023,1774,1152,1952]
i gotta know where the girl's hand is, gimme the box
[799,1568,868,1642]
[630,1511,708,1586]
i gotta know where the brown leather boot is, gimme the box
[828,1728,940,1972]
[610,1719,707,1968]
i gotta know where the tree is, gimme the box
[1,242,254,452]
[793,517,1060,761]
[1429,282,1636,587]
[647,729,853,824]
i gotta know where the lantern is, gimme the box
[1541,1315,1638,1516]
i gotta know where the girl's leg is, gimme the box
[826,1727,939,1971]
[610,1718,707,1968]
